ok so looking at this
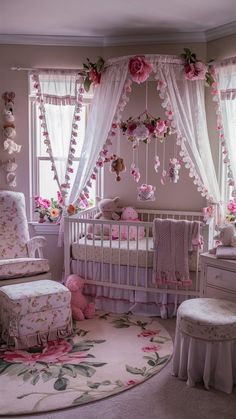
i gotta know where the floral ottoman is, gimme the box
[0,279,72,349]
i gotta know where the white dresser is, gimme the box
[200,253,236,302]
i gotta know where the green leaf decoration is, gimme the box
[77,329,89,337]
[112,320,130,328]
[96,56,105,72]
[126,365,145,375]
[156,355,171,366]
[61,365,77,378]
[87,382,100,389]
[101,380,111,385]
[54,377,69,391]
[73,364,96,377]
[73,392,95,405]
[31,374,40,385]
[84,77,92,92]
[41,371,54,382]
[147,359,156,367]
[81,361,107,368]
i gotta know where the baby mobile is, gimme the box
[119,79,181,201]
[0,92,21,187]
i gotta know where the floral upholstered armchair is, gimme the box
[0,190,51,285]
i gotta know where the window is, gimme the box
[29,76,96,219]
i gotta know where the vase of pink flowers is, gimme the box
[226,200,236,223]
[34,192,64,223]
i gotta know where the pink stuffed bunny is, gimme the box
[65,274,95,321]
[113,207,145,240]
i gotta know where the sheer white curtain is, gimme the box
[69,60,129,204]
[215,57,236,198]
[31,70,83,202]
[65,54,221,216]
[156,60,221,217]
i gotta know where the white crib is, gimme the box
[64,207,214,317]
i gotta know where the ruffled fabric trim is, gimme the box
[2,322,73,349]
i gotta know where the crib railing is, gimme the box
[64,207,213,297]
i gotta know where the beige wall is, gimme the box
[0,38,235,278]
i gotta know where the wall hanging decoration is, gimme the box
[0,158,18,187]
[1,92,21,188]
[78,56,105,92]
[180,48,215,86]
[2,92,22,155]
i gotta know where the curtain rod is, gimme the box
[11,66,83,71]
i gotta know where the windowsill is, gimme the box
[28,221,60,235]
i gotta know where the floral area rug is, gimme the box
[0,311,173,415]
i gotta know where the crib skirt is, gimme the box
[71,260,192,319]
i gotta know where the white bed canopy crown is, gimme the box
[69,54,221,214]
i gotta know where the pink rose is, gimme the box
[156,120,167,135]
[127,122,137,134]
[129,56,153,84]
[1,339,87,365]
[227,200,236,214]
[89,69,101,85]
[184,61,207,81]
[138,329,160,338]
[142,344,162,352]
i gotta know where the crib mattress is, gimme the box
[72,237,198,270]
[72,237,154,268]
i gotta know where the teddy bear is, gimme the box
[87,196,120,239]
[65,274,95,321]
[112,206,145,240]
[214,223,236,247]
[110,157,126,181]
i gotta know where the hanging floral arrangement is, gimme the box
[181,48,215,87]
[120,111,172,146]
[78,56,105,92]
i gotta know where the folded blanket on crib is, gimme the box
[152,218,200,286]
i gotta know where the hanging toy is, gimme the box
[137,184,156,201]
[110,157,126,181]
[154,155,160,173]
[168,158,181,183]
[130,162,140,182]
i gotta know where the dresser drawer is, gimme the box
[206,286,236,301]
[207,266,236,292]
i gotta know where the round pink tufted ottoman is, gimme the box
[173,298,236,393]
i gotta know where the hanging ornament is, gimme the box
[130,162,140,182]
[110,157,126,181]
[137,136,156,201]
[168,158,181,183]
[154,155,160,173]
[137,184,156,201]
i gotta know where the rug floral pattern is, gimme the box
[0,312,173,415]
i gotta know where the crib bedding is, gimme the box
[71,237,199,271]
[71,260,197,318]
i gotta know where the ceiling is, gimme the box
[1,0,236,45]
